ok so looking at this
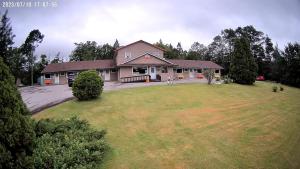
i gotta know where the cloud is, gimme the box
[2,0,300,60]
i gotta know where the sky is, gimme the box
[1,0,300,61]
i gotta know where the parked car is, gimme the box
[256,75,265,81]
[67,72,77,87]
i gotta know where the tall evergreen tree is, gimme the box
[229,37,257,84]
[0,58,35,169]
[281,43,300,87]
[113,39,119,49]
[262,36,274,79]
[0,10,15,65]
[270,45,285,82]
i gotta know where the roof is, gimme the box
[168,59,223,69]
[116,40,166,52]
[42,60,115,73]
[118,53,176,66]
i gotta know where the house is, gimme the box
[41,40,223,85]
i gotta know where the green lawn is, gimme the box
[33,82,300,169]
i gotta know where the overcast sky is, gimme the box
[2,0,300,61]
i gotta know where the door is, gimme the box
[104,69,110,81]
[189,69,194,78]
[149,67,156,80]
[54,73,59,84]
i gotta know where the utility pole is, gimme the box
[31,51,33,86]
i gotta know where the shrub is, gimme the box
[0,58,35,169]
[223,75,232,84]
[33,117,109,169]
[272,86,278,92]
[280,86,284,91]
[72,70,103,100]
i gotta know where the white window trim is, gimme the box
[132,66,148,75]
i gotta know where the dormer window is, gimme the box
[125,52,131,59]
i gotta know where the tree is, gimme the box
[270,45,285,82]
[229,37,257,84]
[20,29,44,86]
[70,41,114,61]
[0,58,35,169]
[34,54,49,83]
[203,69,215,84]
[207,35,230,74]
[262,36,274,79]
[0,10,15,66]
[97,43,114,59]
[113,39,119,49]
[186,42,208,60]
[281,43,300,87]
[176,42,184,58]
[70,41,98,61]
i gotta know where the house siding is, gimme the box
[119,67,133,78]
[125,54,168,65]
[116,42,164,65]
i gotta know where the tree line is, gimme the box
[153,26,299,87]
[1,10,299,87]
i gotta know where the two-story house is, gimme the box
[42,40,223,85]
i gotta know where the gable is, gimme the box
[122,54,172,65]
[116,40,164,65]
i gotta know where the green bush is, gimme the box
[223,75,232,84]
[0,58,35,169]
[72,70,103,100]
[33,117,109,169]
[280,86,284,91]
[272,86,278,92]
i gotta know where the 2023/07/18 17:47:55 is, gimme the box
[2,1,58,8]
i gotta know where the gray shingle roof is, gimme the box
[168,59,223,69]
[42,60,115,73]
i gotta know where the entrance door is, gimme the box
[104,69,110,81]
[189,69,195,78]
[54,73,59,84]
[149,67,156,80]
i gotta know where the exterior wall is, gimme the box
[126,54,167,65]
[157,67,174,81]
[110,71,118,81]
[116,42,164,65]
[119,67,133,78]
[59,73,67,85]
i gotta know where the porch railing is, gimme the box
[120,75,150,83]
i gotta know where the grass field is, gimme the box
[33,82,300,169]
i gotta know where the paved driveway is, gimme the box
[20,79,210,113]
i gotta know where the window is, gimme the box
[189,69,193,72]
[215,69,220,73]
[184,69,188,72]
[60,72,65,76]
[125,52,131,59]
[133,67,147,75]
[197,69,202,73]
[111,69,116,73]
[176,69,183,73]
[161,67,168,73]
[45,74,51,79]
